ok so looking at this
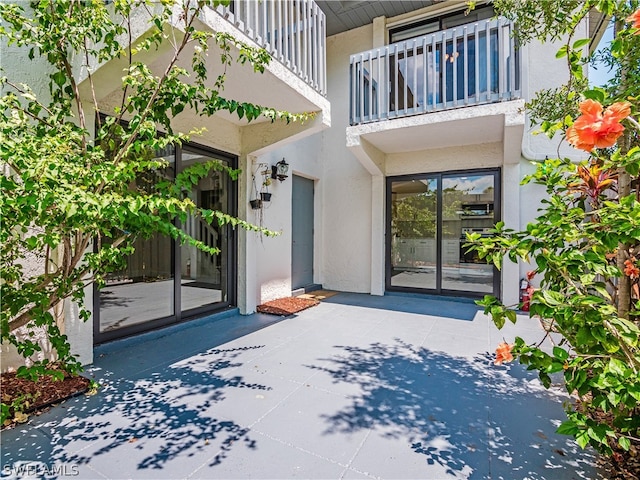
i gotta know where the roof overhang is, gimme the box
[346,100,525,175]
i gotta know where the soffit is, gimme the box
[347,100,525,154]
[316,0,439,36]
[318,2,609,44]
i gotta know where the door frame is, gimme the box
[385,167,501,299]
[93,138,238,344]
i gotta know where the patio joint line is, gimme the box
[186,370,315,479]
[338,428,375,480]
[250,427,379,479]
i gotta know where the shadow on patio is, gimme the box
[1,345,269,476]
[1,294,600,479]
[308,338,597,479]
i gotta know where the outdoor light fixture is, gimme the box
[271,158,289,182]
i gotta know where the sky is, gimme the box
[588,20,616,87]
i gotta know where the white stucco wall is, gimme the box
[318,25,376,294]
[520,22,590,162]
[386,143,503,174]
[241,135,324,310]
[244,22,381,302]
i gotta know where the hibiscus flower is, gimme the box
[494,342,514,365]
[627,9,640,32]
[566,100,631,152]
[624,258,640,279]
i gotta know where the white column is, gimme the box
[502,113,525,306]
[501,162,520,306]
[371,174,385,296]
[238,154,258,314]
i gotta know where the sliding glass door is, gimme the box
[95,144,236,343]
[389,178,438,289]
[387,169,499,297]
[179,146,231,312]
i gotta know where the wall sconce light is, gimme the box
[271,158,289,182]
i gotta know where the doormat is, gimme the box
[297,289,339,301]
[257,296,319,316]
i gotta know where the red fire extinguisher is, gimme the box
[519,271,535,312]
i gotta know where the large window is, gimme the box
[94,143,237,343]
[388,5,500,109]
[387,169,500,298]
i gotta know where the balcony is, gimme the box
[215,0,327,96]
[349,17,520,125]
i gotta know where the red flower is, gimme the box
[624,258,639,279]
[494,342,514,365]
[627,9,640,32]
[566,100,631,152]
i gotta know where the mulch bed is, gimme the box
[1,370,92,429]
[257,296,319,316]
[587,405,640,479]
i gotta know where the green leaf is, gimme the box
[607,358,626,377]
[626,162,639,176]
[541,290,564,306]
[572,38,590,49]
[628,385,640,402]
[556,420,579,436]
[618,437,631,451]
[553,346,569,361]
[555,45,568,58]
[51,71,66,87]
[576,327,594,346]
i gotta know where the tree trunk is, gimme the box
[617,163,631,320]
[615,18,632,320]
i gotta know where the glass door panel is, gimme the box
[99,151,176,333]
[390,178,438,289]
[180,148,229,312]
[441,173,495,293]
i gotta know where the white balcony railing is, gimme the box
[215,0,327,96]
[350,17,520,125]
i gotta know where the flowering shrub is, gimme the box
[471,1,640,459]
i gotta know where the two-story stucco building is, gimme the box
[2,0,606,367]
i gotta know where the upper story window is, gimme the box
[389,5,495,44]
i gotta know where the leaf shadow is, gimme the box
[308,339,598,479]
[1,345,268,474]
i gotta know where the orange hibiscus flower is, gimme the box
[494,342,514,365]
[566,100,631,152]
[624,258,640,279]
[627,9,640,32]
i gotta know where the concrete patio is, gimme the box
[0,293,600,479]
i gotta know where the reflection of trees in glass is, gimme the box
[392,193,437,238]
[443,185,463,221]
[443,184,494,219]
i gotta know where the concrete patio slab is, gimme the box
[0,292,601,479]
